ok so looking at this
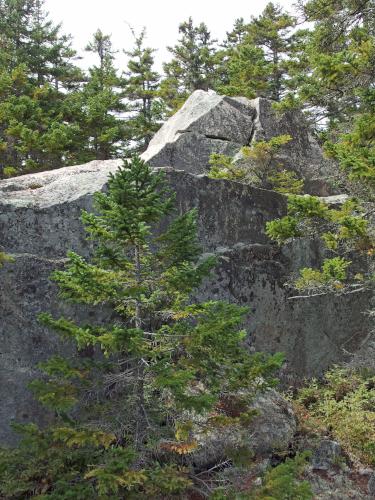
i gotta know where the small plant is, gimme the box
[2,166,17,178]
[208,135,302,192]
[0,251,13,268]
[294,368,375,466]
[250,452,312,499]
[241,134,293,188]
[208,152,247,181]
[266,216,301,243]
[268,169,304,195]
[295,257,351,291]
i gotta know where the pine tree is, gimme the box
[282,0,375,126]
[77,29,128,160]
[0,0,83,177]
[217,4,296,101]
[160,17,219,112]
[223,18,249,49]
[123,28,162,151]
[217,38,269,99]
[247,2,296,101]
[0,156,283,498]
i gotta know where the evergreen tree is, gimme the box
[275,0,375,192]
[124,28,162,151]
[247,2,296,101]
[0,0,83,177]
[217,38,269,98]
[223,17,248,49]
[77,29,128,160]
[0,156,282,498]
[160,17,219,112]
[218,4,296,101]
[281,0,375,126]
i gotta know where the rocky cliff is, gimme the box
[0,90,371,445]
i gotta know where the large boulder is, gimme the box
[141,91,255,173]
[142,90,337,195]
[0,160,371,445]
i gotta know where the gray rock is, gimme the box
[0,92,372,445]
[0,160,371,445]
[141,90,255,173]
[368,473,375,495]
[142,90,338,195]
[312,440,343,470]
[191,389,296,469]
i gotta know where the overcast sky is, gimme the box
[44,0,297,72]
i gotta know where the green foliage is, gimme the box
[0,251,13,268]
[218,41,269,99]
[287,194,329,219]
[266,194,329,243]
[0,155,283,498]
[267,195,371,252]
[208,152,247,181]
[266,216,301,244]
[295,368,375,465]
[240,134,294,188]
[266,193,372,293]
[325,108,375,189]
[209,452,312,499]
[77,29,129,161]
[295,257,351,291]
[0,1,84,176]
[218,3,297,101]
[161,17,219,113]
[124,28,163,151]
[268,170,304,195]
[208,135,301,192]
[251,452,312,500]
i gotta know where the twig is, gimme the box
[196,460,232,476]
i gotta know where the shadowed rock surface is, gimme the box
[142,90,338,195]
[0,92,371,445]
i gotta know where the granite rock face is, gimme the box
[141,91,255,173]
[0,161,370,445]
[142,90,337,195]
[0,92,371,445]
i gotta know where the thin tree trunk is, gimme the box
[134,244,146,450]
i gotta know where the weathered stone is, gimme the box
[142,90,338,195]
[0,159,371,444]
[141,90,255,173]
[0,92,371,445]
[191,389,296,469]
[312,440,343,470]
[367,472,375,495]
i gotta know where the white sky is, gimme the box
[45,0,297,72]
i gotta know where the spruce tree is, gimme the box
[78,30,128,160]
[247,2,296,101]
[0,156,282,498]
[217,37,269,99]
[160,17,219,112]
[0,0,83,177]
[218,4,296,101]
[276,0,375,191]
[281,0,375,126]
[123,29,162,151]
